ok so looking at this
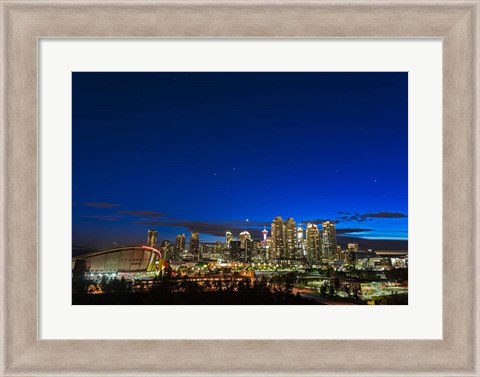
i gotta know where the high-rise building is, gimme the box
[322,221,337,260]
[238,231,252,250]
[147,230,157,248]
[297,224,305,258]
[271,216,286,260]
[160,240,170,260]
[174,233,185,260]
[214,241,223,253]
[229,241,242,261]
[284,217,297,258]
[347,243,359,252]
[189,232,200,259]
[305,223,321,263]
[225,231,234,249]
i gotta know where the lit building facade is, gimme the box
[271,216,286,260]
[238,231,252,249]
[305,223,321,263]
[322,221,337,260]
[297,225,305,258]
[225,231,234,249]
[189,232,200,259]
[147,230,157,248]
[284,217,297,258]
[174,233,186,260]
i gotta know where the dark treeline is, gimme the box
[72,271,320,305]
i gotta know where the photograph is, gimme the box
[71,72,408,305]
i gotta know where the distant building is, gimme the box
[229,241,242,261]
[271,216,286,260]
[284,217,297,258]
[214,241,223,253]
[322,221,337,260]
[225,231,234,249]
[189,232,200,259]
[297,224,305,258]
[348,243,359,252]
[174,233,186,260]
[147,230,157,248]
[305,223,321,263]
[160,240,171,260]
[238,231,252,250]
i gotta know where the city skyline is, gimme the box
[73,72,408,251]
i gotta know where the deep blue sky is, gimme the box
[72,72,408,250]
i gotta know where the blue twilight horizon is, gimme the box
[72,72,408,250]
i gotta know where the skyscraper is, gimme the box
[271,216,285,260]
[284,217,297,258]
[238,231,252,250]
[147,230,157,248]
[189,232,200,259]
[174,233,185,260]
[160,240,170,260]
[322,221,337,260]
[305,223,321,263]
[225,231,234,249]
[297,224,305,258]
[347,243,359,252]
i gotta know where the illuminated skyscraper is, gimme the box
[160,240,170,260]
[189,232,200,259]
[271,216,286,260]
[297,224,305,258]
[174,233,185,260]
[284,217,297,258]
[238,231,252,250]
[322,221,337,260]
[147,230,157,248]
[348,243,359,251]
[225,231,234,249]
[305,223,321,263]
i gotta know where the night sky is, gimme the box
[72,72,408,251]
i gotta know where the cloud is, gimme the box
[301,219,330,225]
[336,211,407,223]
[80,215,123,221]
[117,210,166,217]
[336,228,373,234]
[135,219,266,239]
[362,212,407,219]
[84,202,120,208]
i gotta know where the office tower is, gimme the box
[229,241,242,261]
[147,230,157,248]
[214,241,223,253]
[347,243,359,252]
[160,240,170,260]
[297,224,305,258]
[284,217,297,258]
[322,221,337,260]
[174,233,186,260]
[238,231,252,250]
[226,231,234,249]
[189,232,200,259]
[305,223,321,263]
[271,216,286,260]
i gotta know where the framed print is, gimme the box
[1,1,479,376]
